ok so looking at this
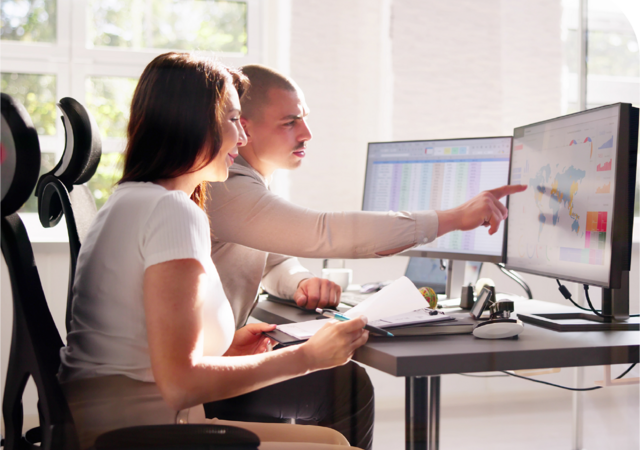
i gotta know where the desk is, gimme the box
[252,299,640,450]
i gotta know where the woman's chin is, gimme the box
[201,167,228,184]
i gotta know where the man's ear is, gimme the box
[240,117,251,143]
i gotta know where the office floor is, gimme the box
[371,375,640,450]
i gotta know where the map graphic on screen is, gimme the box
[506,106,620,286]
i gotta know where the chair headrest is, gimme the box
[1,93,41,217]
[49,97,102,188]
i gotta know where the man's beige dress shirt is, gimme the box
[206,156,439,328]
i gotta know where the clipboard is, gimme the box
[263,328,306,346]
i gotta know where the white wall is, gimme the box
[286,0,568,214]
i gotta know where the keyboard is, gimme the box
[340,292,374,307]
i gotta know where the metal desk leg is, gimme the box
[406,376,441,450]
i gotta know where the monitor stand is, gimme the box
[517,271,639,331]
[444,259,466,300]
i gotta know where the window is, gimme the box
[1,0,261,236]
[585,1,639,218]
[561,0,639,218]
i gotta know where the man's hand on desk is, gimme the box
[295,277,342,310]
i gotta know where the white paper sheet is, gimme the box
[277,319,331,339]
[343,276,428,321]
[276,276,435,340]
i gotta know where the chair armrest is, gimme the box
[93,424,260,449]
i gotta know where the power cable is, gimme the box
[499,363,637,392]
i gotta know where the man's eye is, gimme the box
[284,121,295,126]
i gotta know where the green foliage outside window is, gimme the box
[87,152,124,210]
[588,30,639,77]
[0,0,56,42]
[84,76,132,208]
[87,0,247,54]
[1,72,57,135]
[85,76,138,138]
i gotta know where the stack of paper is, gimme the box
[276,276,449,340]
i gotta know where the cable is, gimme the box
[556,280,639,318]
[496,263,533,299]
[457,373,509,378]
[556,279,593,312]
[501,371,602,391]
[500,363,637,392]
[583,284,611,318]
[616,363,637,378]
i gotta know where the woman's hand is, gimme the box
[223,323,277,357]
[301,316,369,372]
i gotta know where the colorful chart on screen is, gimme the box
[506,106,619,286]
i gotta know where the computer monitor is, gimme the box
[362,137,512,263]
[505,103,638,329]
[404,257,447,293]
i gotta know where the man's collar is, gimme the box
[232,154,270,187]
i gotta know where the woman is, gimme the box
[59,52,369,450]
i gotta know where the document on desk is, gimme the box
[275,276,451,340]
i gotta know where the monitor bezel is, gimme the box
[504,103,638,289]
[363,136,513,264]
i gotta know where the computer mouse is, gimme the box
[360,283,382,294]
[472,318,524,339]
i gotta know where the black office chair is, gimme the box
[35,97,101,333]
[1,93,260,450]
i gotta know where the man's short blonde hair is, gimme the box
[240,65,299,121]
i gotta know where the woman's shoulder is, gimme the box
[116,182,203,214]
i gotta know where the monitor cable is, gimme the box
[496,263,533,299]
[499,363,637,392]
[556,280,639,318]
[556,279,595,312]
[458,364,637,391]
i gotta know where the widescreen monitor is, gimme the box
[505,103,638,290]
[362,137,512,263]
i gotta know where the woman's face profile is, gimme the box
[206,85,247,182]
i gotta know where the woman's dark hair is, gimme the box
[119,52,248,209]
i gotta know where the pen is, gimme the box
[315,308,394,337]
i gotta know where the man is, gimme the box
[203,65,526,449]
[207,65,524,324]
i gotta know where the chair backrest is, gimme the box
[1,93,80,450]
[36,97,102,333]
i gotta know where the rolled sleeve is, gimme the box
[412,210,439,246]
[261,254,314,299]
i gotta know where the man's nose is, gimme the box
[237,123,248,146]
[299,119,312,142]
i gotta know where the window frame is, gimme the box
[2,0,262,241]
[2,0,262,154]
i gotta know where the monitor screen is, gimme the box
[404,257,447,293]
[362,137,512,262]
[505,103,637,289]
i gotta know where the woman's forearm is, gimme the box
[156,344,311,411]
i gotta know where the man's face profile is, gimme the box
[242,87,312,176]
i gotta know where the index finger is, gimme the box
[335,315,368,332]
[488,184,527,200]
